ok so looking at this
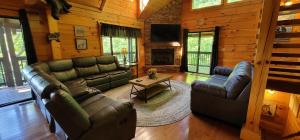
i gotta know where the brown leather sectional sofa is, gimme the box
[22,55,136,140]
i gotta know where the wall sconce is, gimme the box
[169,42,180,47]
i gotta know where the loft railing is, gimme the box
[187,51,212,74]
[0,56,27,87]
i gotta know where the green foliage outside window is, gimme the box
[102,36,137,64]
[227,0,242,3]
[192,0,222,9]
[192,0,243,9]
[187,32,214,74]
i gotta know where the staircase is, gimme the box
[267,2,300,94]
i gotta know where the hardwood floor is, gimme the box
[0,72,241,140]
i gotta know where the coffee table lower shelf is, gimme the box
[130,84,170,103]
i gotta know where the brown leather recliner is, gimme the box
[45,90,136,140]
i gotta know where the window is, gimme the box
[140,0,149,11]
[192,0,243,9]
[227,0,242,3]
[192,0,222,9]
[102,36,137,65]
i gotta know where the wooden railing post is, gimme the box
[240,0,281,139]
[46,7,62,60]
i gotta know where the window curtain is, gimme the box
[100,23,141,37]
[180,29,189,72]
[19,9,37,65]
[210,26,220,75]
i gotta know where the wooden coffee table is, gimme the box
[129,73,172,103]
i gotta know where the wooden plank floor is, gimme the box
[0,72,242,140]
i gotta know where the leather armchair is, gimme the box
[191,61,253,126]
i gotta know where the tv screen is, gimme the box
[151,24,181,42]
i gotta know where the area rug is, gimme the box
[104,80,191,127]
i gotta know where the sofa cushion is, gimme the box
[85,73,108,80]
[107,70,130,81]
[48,59,74,72]
[192,80,227,98]
[73,57,100,77]
[98,63,117,73]
[224,61,251,99]
[32,62,50,73]
[67,86,99,101]
[73,57,97,67]
[75,87,101,103]
[76,65,100,77]
[48,59,78,82]
[85,74,110,87]
[63,78,87,87]
[96,56,116,64]
[30,72,70,99]
[207,75,228,85]
[80,94,134,118]
[62,78,101,102]
[51,69,77,82]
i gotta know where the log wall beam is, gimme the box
[240,0,280,139]
[46,7,62,60]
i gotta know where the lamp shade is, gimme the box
[121,48,127,55]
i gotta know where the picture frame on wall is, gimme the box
[75,38,88,50]
[74,26,87,37]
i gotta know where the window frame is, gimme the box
[192,0,244,10]
[186,30,216,74]
[102,35,138,65]
[192,0,223,10]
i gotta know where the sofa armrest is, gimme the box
[213,66,233,76]
[192,80,227,98]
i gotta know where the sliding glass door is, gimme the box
[187,31,215,74]
[0,17,32,107]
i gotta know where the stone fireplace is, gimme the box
[143,0,182,72]
[151,49,174,65]
[144,45,181,72]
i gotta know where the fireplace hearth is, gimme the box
[151,49,174,65]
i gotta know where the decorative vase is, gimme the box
[147,68,157,79]
[148,73,156,79]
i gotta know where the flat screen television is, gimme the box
[151,24,181,42]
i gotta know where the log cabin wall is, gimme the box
[58,1,143,59]
[181,0,263,67]
[0,0,145,68]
